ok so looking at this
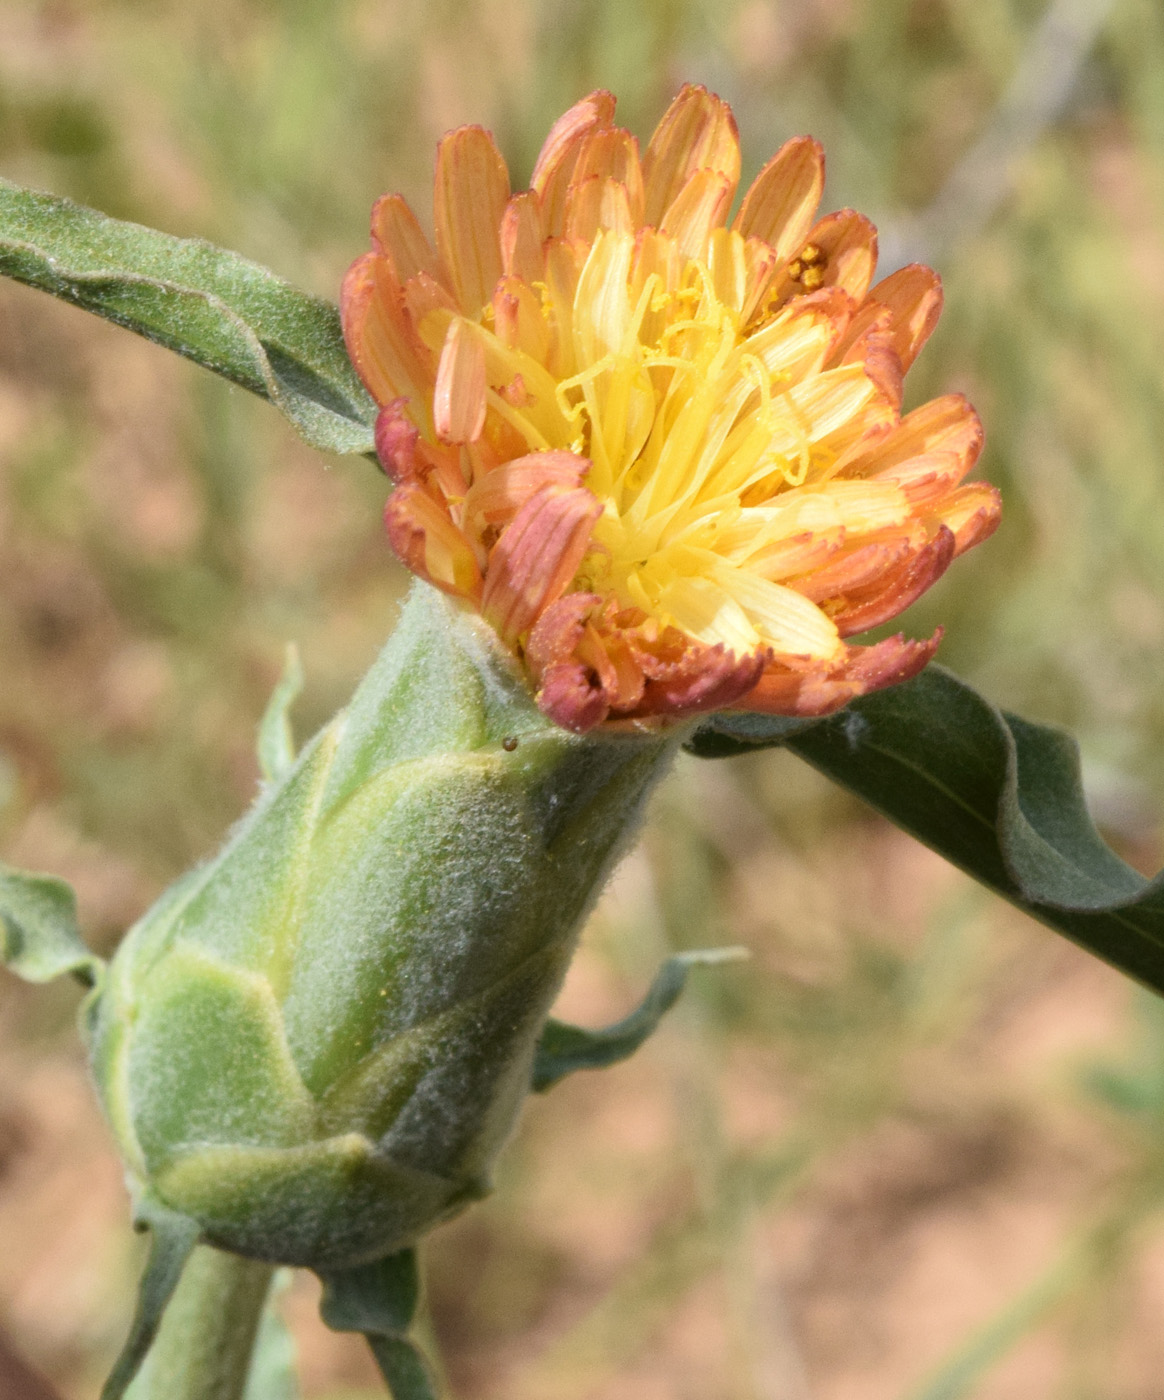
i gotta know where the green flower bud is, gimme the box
[88,584,674,1271]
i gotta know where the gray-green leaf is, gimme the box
[317,1251,438,1400]
[257,645,304,785]
[101,1202,200,1400]
[688,666,1164,997]
[0,177,376,456]
[0,863,103,986]
[532,948,748,1093]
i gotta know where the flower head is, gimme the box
[343,86,999,733]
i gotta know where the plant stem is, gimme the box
[138,1245,274,1400]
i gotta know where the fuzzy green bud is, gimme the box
[88,585,674,1271]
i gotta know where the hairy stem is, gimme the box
[138,1246,274,1400]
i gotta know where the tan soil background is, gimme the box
[4,1,1164,1396]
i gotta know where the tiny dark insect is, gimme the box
[502,736,518,752]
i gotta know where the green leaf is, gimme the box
[688,667,1164,996]
[0,863,103,986]
[318,1250,419,1336]
[531,948,748,1093]
[101,1202,200,1400]
[0,177,376,456]
[682,710,820,758]
[317,1251,438,1400]
[363,1340,438,1400]
[258,645,305,784]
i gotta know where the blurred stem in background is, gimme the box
[883,0,1120,266]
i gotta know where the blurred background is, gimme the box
[3,0,1164,1395]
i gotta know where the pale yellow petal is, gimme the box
[708,229,748,315]
[572,231,635,366]
[660,170,733,261]
[711,564,843,659]
[656,574,759,652]
[713,479,911,568]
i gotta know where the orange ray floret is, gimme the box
[342,85,1001,734]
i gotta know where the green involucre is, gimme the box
[90,584,674,1270]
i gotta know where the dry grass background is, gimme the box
[3,0,1164,1396]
